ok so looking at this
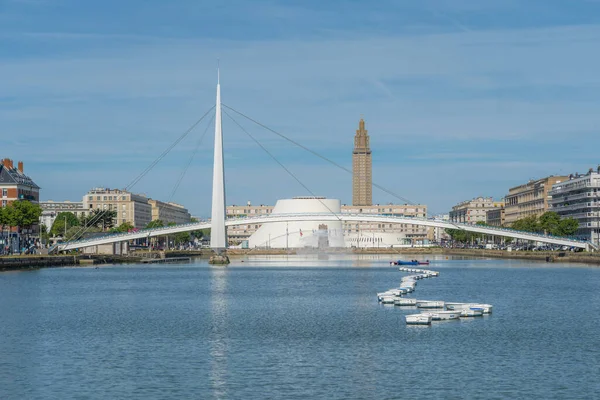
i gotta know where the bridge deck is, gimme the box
[51,213,591,252]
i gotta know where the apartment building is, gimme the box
[39,201,87,232]
[486,206,505,227]
[504,176,568,225]
[341,203,430,244]
[549,167,600,245]
[0,158,40,238]
[226,202,273,245]
[450,197,504,225]
[0,158,40,208]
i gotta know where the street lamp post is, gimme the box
[64,215,67,239]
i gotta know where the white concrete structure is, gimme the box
[210,69,227,250]
[248,197,345,248]
[345,231,410,248]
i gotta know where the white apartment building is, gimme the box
[549,167,600,246]
[39,200,87,232]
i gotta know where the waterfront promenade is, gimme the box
[3,247,600,271]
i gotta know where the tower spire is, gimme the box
[211,66,227,250]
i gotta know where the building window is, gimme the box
[2,189,7,197]
[1,200,6,207]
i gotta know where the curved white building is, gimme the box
[248,197,345,249]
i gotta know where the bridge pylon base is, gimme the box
[209,254,230,265]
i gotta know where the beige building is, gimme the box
[450,197,504,225]
[504,176,568,225]
[226,202,273,245]
[352,118,372,206]
[82,188,152,229]
[341,204,430,244]
[148,199,191,225]
[486,206,505,227]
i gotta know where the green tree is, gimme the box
[539,212,561,235]
[7,200,42,234]
[50,212,80,237]
[557,217,579,236]
[110,221,135,233]
[188,217,209,240]
[0,206,8,234]
[83,209,117,231]
[511,215,541,233]
[146,219,164,229]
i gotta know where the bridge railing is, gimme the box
[54,220,209,249]
[54,212,592,251]
[237,213,590,244]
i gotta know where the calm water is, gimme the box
[1,254,600,399]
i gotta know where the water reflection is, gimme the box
[209,267,229,399]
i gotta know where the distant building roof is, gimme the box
[0,159,40,189]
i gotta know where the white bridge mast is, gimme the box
[210,67,227,251]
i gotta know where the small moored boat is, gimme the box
[420,310,460,320]
[394,298,417,306]
[460,308,484,317]
[446,303,493,314]
[416,300,445,309]
[405,314,432,325]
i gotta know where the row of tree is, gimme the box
[510,212,578,236]
[0,200,43,234]
[445,221,488,243]
[445,212,579,243]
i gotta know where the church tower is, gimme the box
[352,118,372,206]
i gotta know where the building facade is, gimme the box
[0,158,40,208]
[148,199,191,225]
[352,118,372,206]
[549,168,600,245]
[450,197,504,225]
[341,204,430,245]
[0,158,40,241]
[486,206,505,227]
[504,176,568,225]
[226,202,273,245]
[40,201,87,232]
[82,188,152,229]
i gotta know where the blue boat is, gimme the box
[392,260,430,266]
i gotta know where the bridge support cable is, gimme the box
[124,105,215,191]
[222,104,424,214]
[65,106,215,247]
[152,112,216,249]
[223,109,342,221]
[167,113,215,202]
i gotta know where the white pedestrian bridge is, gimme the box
[52,213,592,252]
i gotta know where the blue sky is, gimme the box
[3,0,600,217]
